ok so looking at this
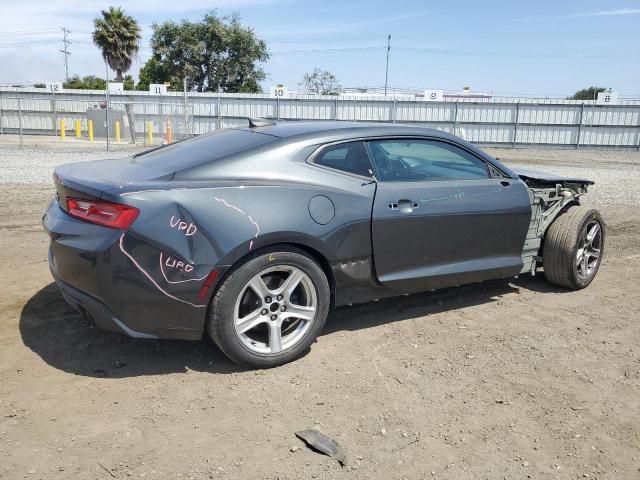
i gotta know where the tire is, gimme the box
[207,247,330,368]
[543,205,605,290]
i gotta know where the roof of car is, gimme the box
[237,121,454,142]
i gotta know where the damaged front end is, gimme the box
[514,167,594,275]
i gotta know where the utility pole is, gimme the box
[183,76,190,136]
[60,27,71,81]
[384,34,391,98]
[105,60,110,151]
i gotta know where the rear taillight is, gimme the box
[67,198,139,229]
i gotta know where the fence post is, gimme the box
[0,91,3,135]
[124,99,136,144]
[453,101,459,136]
[637,108,640,152]
[104,66,111,152]
[190,102,194,136]
[276,95,280,121]
[391,96,397,123]
[576,103,585,150]
[183,77,189,137]
[52,91,57,137]
[18,97,23,149]
[588,99,596,148]
[142,102,147,143]
[512,101,520,148]
[334,96,339,120]
[158,91,163,140]
[217,94,222,130]
[207,100,213,133]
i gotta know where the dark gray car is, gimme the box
[43,121,604,367]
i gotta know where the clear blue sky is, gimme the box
[1,0,638,96]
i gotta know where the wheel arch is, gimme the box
[209,240,336,312]
[542,205,605,289]
[538,199,581,257]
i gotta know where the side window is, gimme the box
[367,139,489,182]
[313,141,372,177]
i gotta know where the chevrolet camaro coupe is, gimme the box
[44,121,604,367]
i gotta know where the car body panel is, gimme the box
[510,166,595,185]
[371,177,532,291]
[44,202,209,339]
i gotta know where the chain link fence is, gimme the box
[1,88,640,150]
[0,93,201,149]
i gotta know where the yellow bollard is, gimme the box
[75,119,81,138]
[60,119,66,140]
[166,121,172,144]
[88,120,94,142]
[115,120,121,144]
[146,121,153,145]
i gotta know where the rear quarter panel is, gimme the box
[114,164,377,307]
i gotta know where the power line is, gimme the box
[60,27,71,81]
[0,40,59,48]
[263,33,388,44]
[0,28,59,38]
[272,46,384,54]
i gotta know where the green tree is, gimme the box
[122,74,135,90]
[63,75,107,90]
[135,57,169,91]
[568,86,607,100]
[93,7,141,142]
[300,68,341,95]
[140,11,268,93]
[92,6,141,81]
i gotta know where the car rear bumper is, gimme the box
[51,265,158,338]
[43,201,209,340]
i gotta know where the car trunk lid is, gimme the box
[53,155,175,211]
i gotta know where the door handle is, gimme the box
[388,199,419,213]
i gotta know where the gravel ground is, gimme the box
[0,145,142,184]
[0,145,639,479]
[485,147,640,207]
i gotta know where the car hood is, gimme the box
[510,166,594,185]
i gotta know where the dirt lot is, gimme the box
[1,145,639,479]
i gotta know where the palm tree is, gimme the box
[93,6,141,143]
[92,6,141,81]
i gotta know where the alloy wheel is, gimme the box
[575,220,602,281]
[233,265,317,354]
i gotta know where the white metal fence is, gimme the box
[1,87,639,150]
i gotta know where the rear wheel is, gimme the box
[207,248,330,368]
[543,205,605,290]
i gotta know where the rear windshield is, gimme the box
[132,129,277,169]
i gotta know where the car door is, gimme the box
[368,138,531,293]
